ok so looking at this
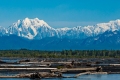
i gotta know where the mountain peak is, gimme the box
[107,19,120,25]
[24,17,40,22]
[7,18,55,39]
[115,19,120,25]
[24,17,30,22]
[34,18,39,20]
[11,18,51,29]
[22,18,51,28]
[1,18,120,40]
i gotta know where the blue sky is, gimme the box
[0,0,120,28]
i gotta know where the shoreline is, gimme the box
[0,58,120,79]
[0,72,116,78]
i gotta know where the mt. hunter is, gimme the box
[0,18,120,50]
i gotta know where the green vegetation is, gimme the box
[0,49,120,58]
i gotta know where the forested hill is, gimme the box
[0,49,120,58]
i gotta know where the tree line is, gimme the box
[0,49,120,58]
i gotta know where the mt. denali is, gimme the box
[1,18,120,40]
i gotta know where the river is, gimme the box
[0,74,120,80]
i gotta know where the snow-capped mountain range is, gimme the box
[1,18,120,40]
[1,18,120,50]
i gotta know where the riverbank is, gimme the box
[0,58,120,79]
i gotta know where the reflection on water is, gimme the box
[0,58,20,62]
[0,74,120,80]
[78,74,120,80]
[0,78,29,80]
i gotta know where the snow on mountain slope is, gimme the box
[55,19,120,39]
[81,30,120,47]
[0,27,7,36]
[1,18,120,39]
[7,18,56,39]
[93,19,120,35]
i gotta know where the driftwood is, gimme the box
[30,72,62,79]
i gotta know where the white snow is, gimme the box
[0,18,120,40]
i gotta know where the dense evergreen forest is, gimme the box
[0,49,120,58]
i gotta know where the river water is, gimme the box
[0,58,120,80]
[0,74,120,80]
